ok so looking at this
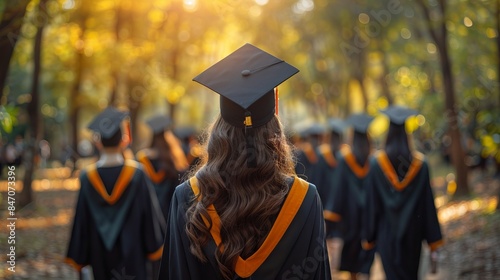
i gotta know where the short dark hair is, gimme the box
[100,129,122,147]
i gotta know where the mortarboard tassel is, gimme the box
[275,87,279,116]
[244,111,257,167]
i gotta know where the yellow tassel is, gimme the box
[244,116,252,127]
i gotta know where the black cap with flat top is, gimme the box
[381,105,418,125]
[173,126,197,140]
[87,107,129,139]
[328,118,346,134]
[300,123,326,138]
[193,43,299,128]
[346,113,374,133]
[193,43,299,167]
[146,115,172,135]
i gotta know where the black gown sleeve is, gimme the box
[330,159,346,219]
[275,184,331,280]
[362,160,379,250]
[310,190,332,280]
[66,172,91,271]
[140,171,166,261]
[158,183,204,279]
[421,163,443,250]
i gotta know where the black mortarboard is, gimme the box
[146,115,172,135]
[300,123,326,138]
[381,105,418,125]
[328,118,346,134]
[193,43,299,128]
[193,43,299,167]
[346,113,374,133]
[173,126,197,140]
[87,107,129,139]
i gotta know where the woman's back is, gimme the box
[158,44,331,280]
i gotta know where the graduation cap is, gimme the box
[146,115,172,135]
[193,43,299,167]
[300,123,326,138]
[87,107,129,139]
[346,113,374,133]
[328,118,346,134]
[193,43,299,128]
[381,105,418,125]
[173,126,197,140]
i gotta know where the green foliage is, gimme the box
[0,105,17,133]
[0,105,21,141]
[1,0,499,159]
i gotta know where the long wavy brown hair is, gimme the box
[185,114,295,280]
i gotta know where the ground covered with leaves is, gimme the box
[435,176,500,280]
[1,171,499,279]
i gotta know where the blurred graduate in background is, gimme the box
[315,118,346,276]
[363,106,443,280]
[317,118,345,219]
[136,115,189,219]
[294,123,325,186]
[325,114,375,280]
[174,126,202,171]
[66,106,165,280]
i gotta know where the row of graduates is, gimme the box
[294,106,444,279]
[66,43,333,280]
[65,43,442,280]
[65,107,204,279]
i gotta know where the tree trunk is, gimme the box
[496,0,500,107]
[0,0,30,100]
[109,1,124,105]
[127,78,142,152]
[436,6,469,197]
[495,0,500,210]
[20,0,48,208]
[167,46,180,122]
[168,102,176,124]
[380,51,393,105]
[343,80,351,117]
[69,24,86,162]
[352,46,368,112]
[374,38,393,105]
[416,0,469,197]
[357,77,369,112]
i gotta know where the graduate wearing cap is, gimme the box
[136,115,189,219]
[294,123,325,186]
[313,118,346,276]
[158,43,331,280]
[316,118,345,215]
[173,126,202,169]
[323,114,375,279]
[66,107,165,280]
[362,106,443,280]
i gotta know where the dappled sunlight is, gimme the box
[438,197,498,224]
[38,167,73,179]
[15,209,74,230]
[0,0,499,278]
[0,177,80,192]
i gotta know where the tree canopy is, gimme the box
[1,0,499,195]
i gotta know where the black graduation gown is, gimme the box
[158,176,331,280]
[294,142,321,186]
[363,151,443,280]
[66,160,165,280]
[315,144,341,238]
[137,151,181,219]
[325,147,375,274]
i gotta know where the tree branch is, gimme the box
[415,0,441,46]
